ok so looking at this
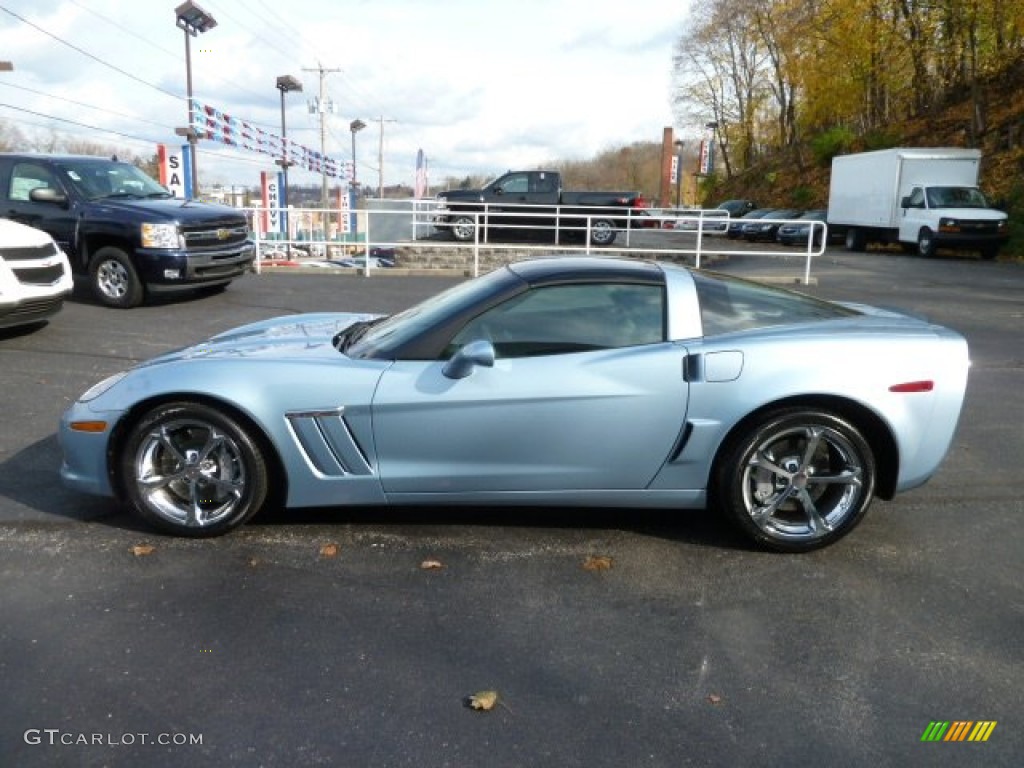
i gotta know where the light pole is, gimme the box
[349,119,366,189]
[175,1,217,200]
[275,75,303,203]
[673,139,684,209]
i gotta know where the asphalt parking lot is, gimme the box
[1,249,1021,767]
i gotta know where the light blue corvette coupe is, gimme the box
[59,258,969,552]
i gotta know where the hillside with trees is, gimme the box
[671,0,1024,257]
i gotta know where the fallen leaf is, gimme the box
[420,559,444,570]
[248,557,260,568]
[132,545,156,557]
[707,693,723,705]
[468,690,499,711]
[582,555,613,571]
[319,543,339,558]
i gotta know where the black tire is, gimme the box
[917,229,937,258]
[589,219,617,246]
[450,214,476,242]
[844,227,866,252]
[714,408,876,553]
[89,246,144,308]
[979,245,999,261]
[119,402,270,537]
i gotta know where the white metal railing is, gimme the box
[245,203,826,283]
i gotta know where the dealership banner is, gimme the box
[260,171,284,235]
[190,98,352,180]
[156,144,188,198]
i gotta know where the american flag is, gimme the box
[414,149,428,198]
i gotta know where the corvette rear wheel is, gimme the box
[119,402,269,537]
[716,409,876,552]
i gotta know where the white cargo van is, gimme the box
[0,218,74,330]
[828,147,1008,259]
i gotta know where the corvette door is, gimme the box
[371,281,689,494]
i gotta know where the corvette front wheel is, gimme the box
[119,402,269,537]
[715,409,876,552]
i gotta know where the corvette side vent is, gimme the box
[286,408,373,477]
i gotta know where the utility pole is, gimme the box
[374,116,396,198]
[302,63,341,210]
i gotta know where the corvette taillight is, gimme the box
[889,381,934,393]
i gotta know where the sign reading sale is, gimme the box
[157,144,187,198]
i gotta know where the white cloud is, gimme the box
[0,0,691,189]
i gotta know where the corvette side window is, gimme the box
[449,283,664,358]
[693,271,858,336]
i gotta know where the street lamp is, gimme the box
[673,139,684,209]
[175,1,217,199]
[349,119,366,189]
[276,75,303,203]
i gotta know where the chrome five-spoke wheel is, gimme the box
[717,409,876,552]
[120,402,269,536]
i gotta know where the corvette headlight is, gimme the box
[141,222,183,249]
[79,371,128,402]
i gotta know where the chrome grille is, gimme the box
[181,223,250,249]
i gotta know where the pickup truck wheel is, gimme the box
[589,219,616,246]
[979,245,999,260]
[450,214,476,242]
[917,229,937,258]
[90,246,144,308]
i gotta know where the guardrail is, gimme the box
[245,203,827,284]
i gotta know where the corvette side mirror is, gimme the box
[442,339,495,380]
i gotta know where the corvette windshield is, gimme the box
[345,268,508,359]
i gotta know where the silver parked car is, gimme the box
[59,257,969,552]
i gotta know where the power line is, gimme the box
[0,81,170,131]
[0,4,180,102]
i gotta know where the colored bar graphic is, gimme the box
[921,721,996,742]
[969,722,997,742]
[945,721,973,741]
[921,722,949,741]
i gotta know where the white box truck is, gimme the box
[828,147,1008,259]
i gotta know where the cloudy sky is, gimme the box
[0,0,692,190]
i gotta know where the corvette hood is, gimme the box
[142,312,383,365]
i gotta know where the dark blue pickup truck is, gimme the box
[434,170,647,246]
[0,154,254,308]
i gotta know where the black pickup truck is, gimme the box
[0,154,254,308]
[434,170,647,246]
